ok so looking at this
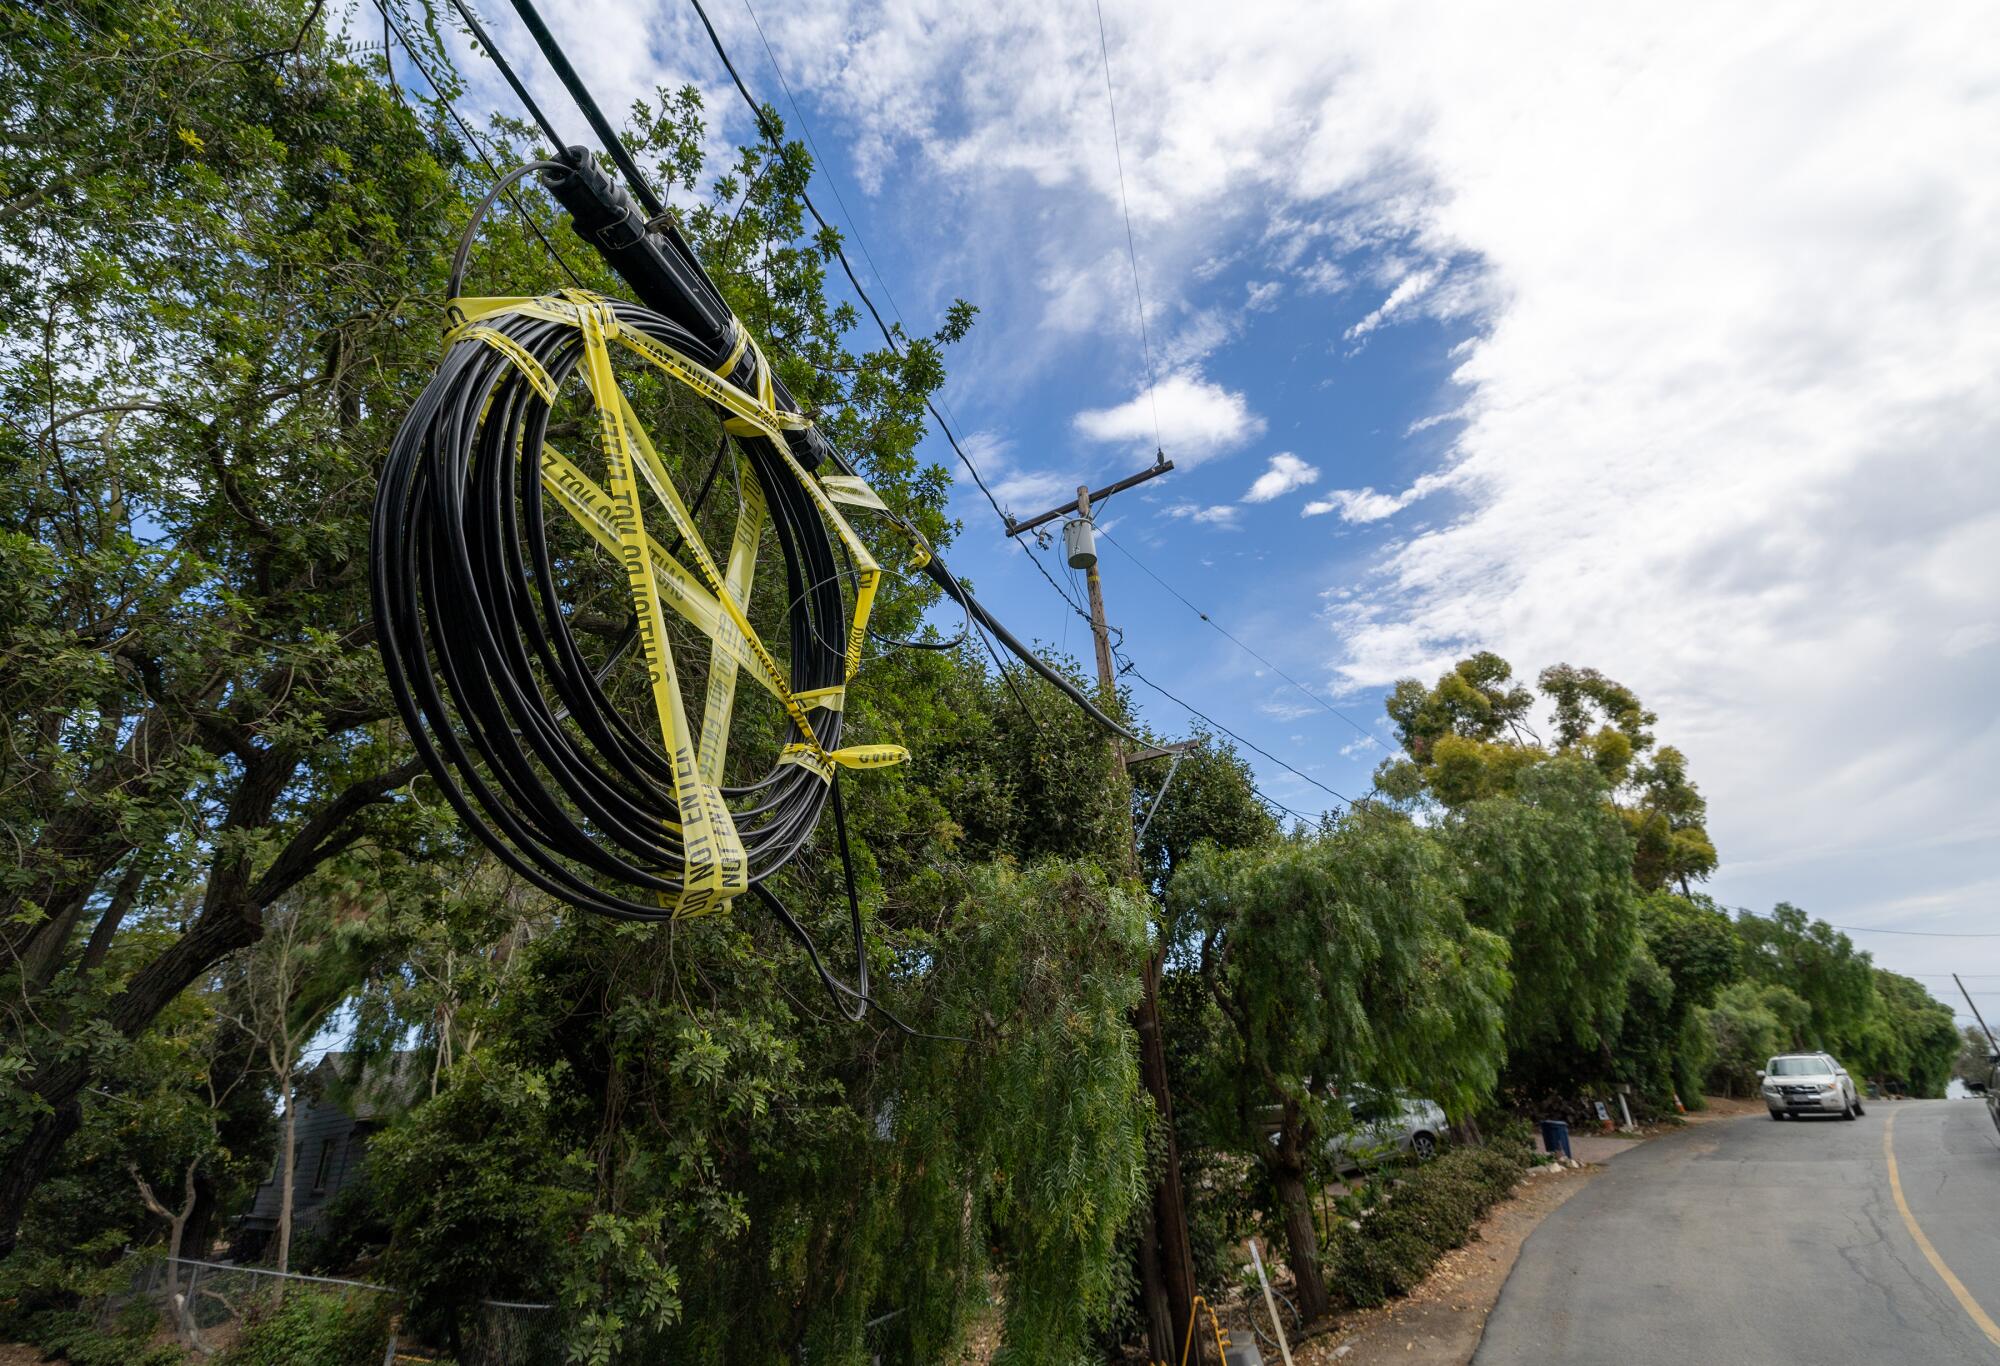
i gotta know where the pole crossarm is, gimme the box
[1005,456,1174,537]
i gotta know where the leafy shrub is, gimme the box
[1319,1138,1530,1309]
[213,1289,392,1366]
[10,1307,184,1366]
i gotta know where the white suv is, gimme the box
[1760,1053,1864,1120]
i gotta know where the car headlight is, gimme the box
[1822,1082,1842,1093]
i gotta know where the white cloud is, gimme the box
[1242,453,1321,503]
[1405,407,1469,436]
[1302,474,1448,522]
[1299,6,2000,954]
[1245,280,1283,311]
[1259,695,1319,721]
[1298,259,1349,295]
[1074,371,1265,462]
[1165,501,1241,527]
[951,430,1076,516]
[1344,266,1439,341]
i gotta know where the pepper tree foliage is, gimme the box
[1165,808,1509,1323]
[2,2,1155,1360]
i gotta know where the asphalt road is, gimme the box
[1475,1100,2000,1365]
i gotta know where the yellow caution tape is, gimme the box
[442,291,914,914]
[573,298,748,916]
[456,327,558,402]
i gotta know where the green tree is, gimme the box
[1132,731,1281,898]
[0,0,970,1258]
[1537,663,1653,786]
[1624,747,1718,893]
[1377,655,1716,894]
[1855,971,1959,1098]
[371,859,1151,1365]
[1734,905,1875,1057]
[1953,1024,1995,1090]
[1629,892,1737,1104]
[1452,758,1639,1097]
[1168,811,1508,1322]
[1378,653,1540,806]
[1700,982,1811,1097]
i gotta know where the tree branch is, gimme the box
[248,757,426,911]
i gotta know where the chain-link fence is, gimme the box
[125,1256,557,1363]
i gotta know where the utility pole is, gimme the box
[1956,974,1999,1058]
[1007,455,1201,1366]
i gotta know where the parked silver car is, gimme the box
[1760,1052,1864,1120]
[1326,1088,1448,1168]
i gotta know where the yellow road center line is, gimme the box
[1884,1108,2000,1350]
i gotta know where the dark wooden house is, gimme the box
[234,1051,418,1258]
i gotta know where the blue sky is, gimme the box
[406,1,2000,1016]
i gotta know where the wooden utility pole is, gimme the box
[1008,457,1200,1366]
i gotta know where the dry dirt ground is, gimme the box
[0,1345,43,1365]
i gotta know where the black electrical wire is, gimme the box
[503,0,665,218]
[446,0,565,150]
[381,168,985,1042]
[368,0,587,290]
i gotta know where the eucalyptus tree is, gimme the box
[1452,758,1640,1097]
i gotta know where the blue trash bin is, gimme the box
[1540,1119,1571,1160]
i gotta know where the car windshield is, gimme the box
[1769,1057,1827,1076]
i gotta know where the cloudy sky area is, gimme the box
[429,2,1999,1008]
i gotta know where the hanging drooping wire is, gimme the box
[1091,0,1163,459]
[368,0,587,289]
[378,1,1160,1039]
[1097,527,1383,752]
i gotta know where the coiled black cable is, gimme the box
[371,294,851,923]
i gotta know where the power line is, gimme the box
[736,0,910,333]
[679,0,1149,667]
[462,0,1351,816]
[1119,658,1355,811]
[371,0,586,289]
[1089,0,1161,454]
[684,0,1360,810]
[681,0,1023,539]
[1827,924,2000,939]
[1097,527,1383,751]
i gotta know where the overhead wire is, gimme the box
[681,0,1384,816]
[1824,925,2000,939]
[1117,656,1355,811]
[1089,0,1162,456]
[737,0,911,332]
[369,0,587,289]
[681,0,1022,537]
[1098,526,1383,752]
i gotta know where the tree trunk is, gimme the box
[1135,1203,1176,1366]
[274,1072,296,1274]
[131,1158,198,1329]
[1269,1110,1330,1322]
[1135,948,1200,1364]
[182,1168,220,1263]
